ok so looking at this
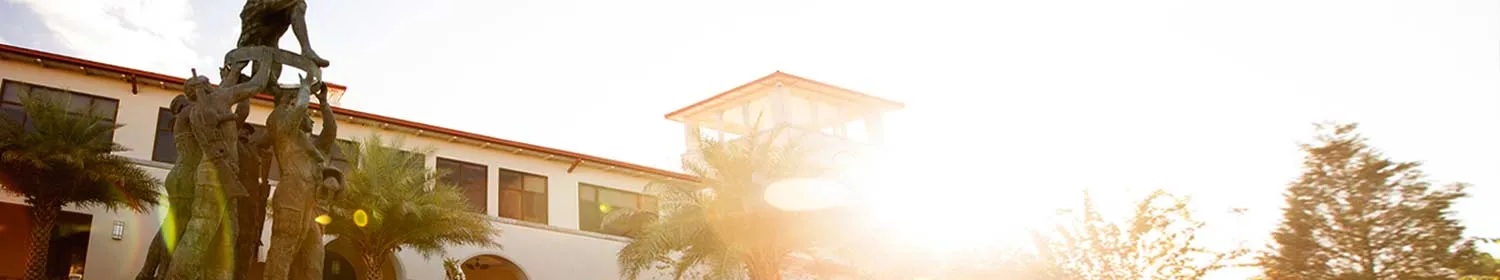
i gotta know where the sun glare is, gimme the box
[765,177,851,211]
[852,149,1052,254]
[760,142,1055,255]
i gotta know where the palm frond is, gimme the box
[616,129,844,279]
[0,93,159,211]
[326,135,501,260]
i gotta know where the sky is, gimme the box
[3,0,1497,277]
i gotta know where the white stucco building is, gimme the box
[0,43,900,280]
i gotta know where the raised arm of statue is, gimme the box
[290,75,328,162]
[283,75,310,109]
[222,62,275,104]
[313,84,337,153]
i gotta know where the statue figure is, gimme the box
[135,95,200,280]
[238,0,329,67]
[148,0,339,277]
[262,76,343,280]
[164,68,271,279]
[228,0,331,132]
[234,122,273,280]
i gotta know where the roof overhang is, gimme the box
[1,42,696,182]
[0,43,348,93]
[664,71,904,123]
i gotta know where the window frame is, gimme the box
[437,157,490,214]
[151,108,177,163]
[329,138,359,172]
[1,80,121,139]
[497,167,548,224]
[577,183,656,235]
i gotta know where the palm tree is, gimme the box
[324,135,500,280]
[614,130,841,280]
[0,94,159,280]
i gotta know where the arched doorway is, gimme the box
[322,238,401,280]
[322,252,356,280]
[460,255,527,280]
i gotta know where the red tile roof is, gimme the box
[0,43,347,91]
[0,43,695,181]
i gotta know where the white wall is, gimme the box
[0,58,674,280]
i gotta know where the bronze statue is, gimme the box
[262,76,343,280]
[135,95,200,280]
[229,0,331,134]
[145,0,342,277]
[234,122,272,280]
[238,0,328,67]
[163,68,269,279]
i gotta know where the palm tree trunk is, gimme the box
[23,200,62,280]
[359,250,387,280]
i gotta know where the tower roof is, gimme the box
[665,71,903,123]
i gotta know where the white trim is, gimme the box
[494,217,632,243]
[129,157,174,170]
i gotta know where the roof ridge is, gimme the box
[1,42,694,181]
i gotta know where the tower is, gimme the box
[665,71,903,171]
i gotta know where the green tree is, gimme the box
[1260,123,1469,280]
[0,95,159,280]
[324,136,500,280]
[1453,239,1500,277]
[1031,190,1245,280]
[613,131,835,280]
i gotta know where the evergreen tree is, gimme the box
[1261,123,1469,280]
[1452,239,1500,277]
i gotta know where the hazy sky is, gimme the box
[3,0,1496,277]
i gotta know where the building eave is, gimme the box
[0,42,695,182]
[0,43,348,92]
[289,97,699,182]
[664,71,905,122]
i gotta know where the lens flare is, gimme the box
[353,209,369,227]
[161,202,181,253]
[599,204,612,213]
[764,177,849,211]
[315,214,332,225]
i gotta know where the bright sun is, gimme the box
[875,152,1041,252]
[763,147,1057,255]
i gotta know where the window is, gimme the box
[330,139,358,173]
[1,81,118,140]
[578,183,656,235]
[498,168,547,223]
[263,127,375,180]
[437,158,488,213]
[151,109,179,162]
[395,150,424,167]
[258,133,419,182]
